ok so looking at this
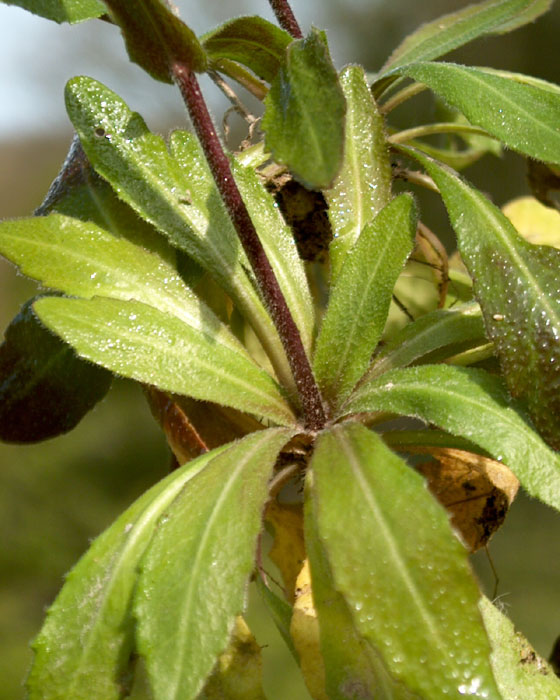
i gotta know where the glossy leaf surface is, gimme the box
[65,78,293,388]
[0,214,242,352]
[479,597,560,699]
[342,365,560,511]
[64,78,241,284]
[202,16,291,83]
[367,302,486,380]
[135,428,293,700]
[398,63,560,166]
[313,194,416,405]
[262,28,346,190]
[325,65,393,279]
[0,298,111,443]
[310,423,500,699]
[103,0,207,81]
[28,447,225,699]
[1,0,105,23]
[404,148,560,449]
[305,480,415,699]
[33,296,295,426]
[379,0,552,76]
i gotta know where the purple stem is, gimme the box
[172,63,326,431]
[268,0,303,39]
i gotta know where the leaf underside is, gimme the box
[1,0,105,23]
[0,298,111,443]
[262,28,346,190]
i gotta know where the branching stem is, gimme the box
[172,63,326,431]
[268,0,303,38]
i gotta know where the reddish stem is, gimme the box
[268,0,303,39]
[172,63,325,431]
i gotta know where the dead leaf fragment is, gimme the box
[415,447,519,552]
[201,616,265,700]
[290,559,328,700]
[265,501,305,603]
[146,388,263,465]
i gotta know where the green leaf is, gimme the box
[309,423,501,699]
[135,428,293,699]
[231,159,316,356]
[305,478,415,699]
[341,364,560,511]
[397,63,560,166]
[313,194,416,406]
[27,446,227,700]
[324,65,393,279]
[381,428,486,455]
[366,302,486,380]
[0,298,111,444]
[402,147,560,449]
[65,78,294,390]
[0,214,242,352]
[479,597,560,699]
[476,67,560,97]
[262,28,346,190]
[1,0,105,23]
[202,16,291,84]
[36,135,178,264]
[379,0,552,77]
[33,296,296,426]
[169,131,296,389]
[254,578,297,661]
[102,0,207,82]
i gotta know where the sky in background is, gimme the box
[0,0,376,139]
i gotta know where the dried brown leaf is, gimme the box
[415,447,519,552]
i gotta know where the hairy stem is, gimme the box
[268,0,303,39]
[379,83,428,114]
[172,63,326,431]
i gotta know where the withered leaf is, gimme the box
[415,447,519,552]
[145,387,263,465]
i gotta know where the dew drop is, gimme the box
[458,676,482,695]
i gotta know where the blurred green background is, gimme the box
[1,1,560,698]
